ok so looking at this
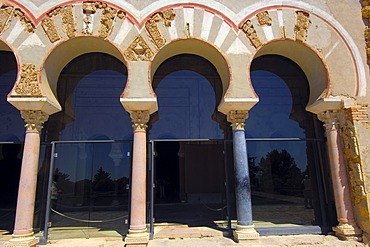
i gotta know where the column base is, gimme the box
[124,229,149,247]
[333,223,362,240]
[4,233,38,247]
[233,224,259,243]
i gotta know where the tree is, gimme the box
[259,149,303,196]
[92,166,114,192]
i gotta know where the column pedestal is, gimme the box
[4,233,38,247]
[233,225,260,242]
[333,223,362,240]
[124,111,149,247]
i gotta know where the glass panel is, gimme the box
[45,53,131,142]
[0,51,24,142]
[150,70,224,140]
[48,141,131,237]
[246,70,305,138]
[248,140,326,228]
[57,71,132,141]
[34,143,51,233]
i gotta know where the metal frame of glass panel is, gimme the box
[39,140,132,244]
[147,137,334,238]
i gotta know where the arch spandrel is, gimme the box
[1,0,368,115]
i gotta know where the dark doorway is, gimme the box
[151,140,228,233]
[155,141,180,203]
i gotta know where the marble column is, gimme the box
[5,110,49,247]
[318,111,361,239]
[227,111,259,242]
[125,110,150,247]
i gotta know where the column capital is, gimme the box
[317,110,340,131]
[227,110,248,130]
[21,110,49,133]
[130,110,150,131]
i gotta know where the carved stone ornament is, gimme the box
[145,9,175,48]
[41,5,75,40]
[124,36,154,61]
[59,5,76,38]
[13,8,35,32]
[41,17,61,43]
[317,110,339,131]
[341,120,360,163]
[227,110,248,130]
[362,6,370,19]
[241,20,262,48]
[21,110,49,132]
[0,6,14,33]
[341,108,367,204]
[294,11,311,42]
[99,6,118,38]
[257,11,272,26]
[14,64,43,96]
[82,2,96,35]
[130,110,150,131]
[362,1,370,65]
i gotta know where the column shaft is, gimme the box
[319,111,361,239]
[233,128,253,226]
[125,110,150,246]
[227,111,259,242]
[326,121,352,223]
[129,128,147,231]
[5,110,48,247]
[13,131,40,236]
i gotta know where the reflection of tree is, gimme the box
[54,168,74,194]
[92,166,114,192]
[54,168,70,182]
[117,176,129,193]
[259,149,303,196]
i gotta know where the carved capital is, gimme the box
[257,11,272,26]
[241,20,262,48]
[21,110,49,133]
[227,111,248,130]
[130,111,150,131]
[294,11,311,42]
[317,110,339,132]
[14,64,43,96]
[124,36,154,61]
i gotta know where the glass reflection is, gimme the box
[48,141,131,235]
[246,70,305,138]
[243,55,328,228]
[248,140,319,226]
[150,70,223,140]
[0,51,24,142]
[57,70,132,141]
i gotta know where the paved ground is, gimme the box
[0,235,365,247]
